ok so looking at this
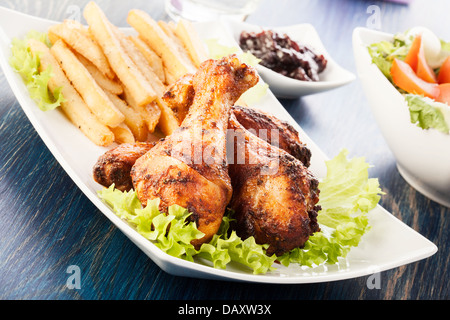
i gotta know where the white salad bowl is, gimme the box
[353,27,450,208]
[222,19,355,99]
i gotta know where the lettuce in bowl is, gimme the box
[368,29,450,134]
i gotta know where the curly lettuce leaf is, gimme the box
[195,212,271,272]
[367,32,412,82]
[98,186,141,220]
[278,149,383,267]
[197,217,277,274]
[9,31,65,111]
[98,186,203,261]
[97,185,276,273]
[405,94,450,134]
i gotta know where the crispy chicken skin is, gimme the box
[227,114,320,256]
[162,74,311,167]
[93,142,154,191]
[231,105,311,167]
[131,55,258,247]
[93,105,312,193]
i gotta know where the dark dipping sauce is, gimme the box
[239,29,327,82]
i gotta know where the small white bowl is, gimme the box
[222,19,355,99]
[353,27,450,208]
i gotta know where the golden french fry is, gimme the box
[112,26,166,97]
[122,86,161,134]
[158,20,199,75]
[128,35,165,83]
[127,9,197,80]
[157,20,194,64]
[144,102,163,133]
[163,69,178,86]
[157,20,173,35]
[109,122,135,144]
[174,19,209,68]
[113,27,180,136]
[83,1,157,107]
[155,97,180,136]
[50,39,125,128]
[48,20,115,79]
[63,19,91,37]
[104,90,149,141]
[28,39,114,147]
[74,51,123,95]
[47,31,60,45]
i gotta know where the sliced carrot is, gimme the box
[436,83,450,104]
[404,35,421,71]
[403,34,437,83]
[437,56,450,84]
[390,58,439,98]
[416,43,438,83]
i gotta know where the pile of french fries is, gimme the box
[28,1,208,147]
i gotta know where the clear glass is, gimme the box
[165,0,262,22]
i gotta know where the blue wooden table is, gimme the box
[0,0,448,300]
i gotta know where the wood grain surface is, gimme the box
[0,0,448,300]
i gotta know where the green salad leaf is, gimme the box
[405,94,450,134]
[98,187,204,262]
[9,31,65,111]
[440,39,450,52]
[98,186,277,274]
[278,149,383,267]
[98,149,382,274]
[367,32,412,82]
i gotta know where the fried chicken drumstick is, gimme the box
[227,114,320,256]
[93,142,155,192]
[130,55,258,247]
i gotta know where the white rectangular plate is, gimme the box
[0,6,437,284]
